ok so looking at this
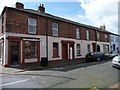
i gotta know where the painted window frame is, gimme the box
[52,22,58,36]
[28,17,37,34]
[97,32,100,41]
[116,37,118,42]
[103,44,109,53]
[76,28,80,39]
[0,43,3,59]
[24,41,37,59]
[86,30,90,40]
[111,36,114,42]
[105,34,108,42]
[76,44,81,56]
[87,44,91,53]
[53,42,59,58]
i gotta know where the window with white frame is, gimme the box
[0,43,3,58]
[24,41,37,58]
[76,28,80,39]
[28,17,37,34]
[52,22,58,36]
[53,42,59,58]
[103,44,109,53]
[77,44,81,56]
[86,30,90,40]
[105,34,108,42]
[87,44,91,53]
[111,36,114,42]
[97,32,100,41]
[116,37,119,42]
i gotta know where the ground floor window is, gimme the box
[53,42,59,58]
[103,44,109,53]
[87,44,91,53]
[0,43,3,58]
[77,44,81,56]
[24,41,37,58]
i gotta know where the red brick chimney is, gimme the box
[16,2,24,9]
[38,4,45,13]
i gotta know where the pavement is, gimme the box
[0,59,120,89]
[0,59,86,74]
[108,81,120,89]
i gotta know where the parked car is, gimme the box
[112,55,120,69]
[108,51,118,59]
[85,52,107,62]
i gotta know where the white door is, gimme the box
[70,47,73,59]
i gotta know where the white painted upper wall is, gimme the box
[0,17,2,34]
[110,34,119,51]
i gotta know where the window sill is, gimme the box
[52,56,60,58]
[77,54,82,56]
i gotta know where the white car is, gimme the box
[112,55,120,68]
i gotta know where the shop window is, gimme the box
[77,44,81,56]
[53,42,59,58]
[24,41,37,58]
[28,17,37,34]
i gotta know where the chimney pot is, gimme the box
[100,25,106,30]
[42,4,44,7]
[38,3,45,13]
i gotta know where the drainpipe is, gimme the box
[46,17,48,60]
[95,31,97,52]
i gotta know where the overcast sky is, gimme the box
[0,0,119,34]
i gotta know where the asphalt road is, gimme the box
[1,60,120,89]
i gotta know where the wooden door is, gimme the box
[62,44,68,59]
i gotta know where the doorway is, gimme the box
[113,44,115,51]
[10,41,19,65]
[92,43,96,52]
[62,44,68,59]
[97,45,100,52]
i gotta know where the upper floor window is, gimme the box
[105,34,108,42]
[86,30,90,40]
[116,37,119,42]
[28,18,37,34]
[52,22,58,36]
[76,28,80,39]
[97,32,100,41]
[111,37,114,42]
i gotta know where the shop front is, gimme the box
[8,36,40,66]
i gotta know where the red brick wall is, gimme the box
[6,8,28,34]
[80,27,86,40]
[90,29,96,41]
[5,8,110,42]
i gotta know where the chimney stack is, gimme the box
[100,25,106,30]
[38,3,45,13]
[16,2,24,9]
